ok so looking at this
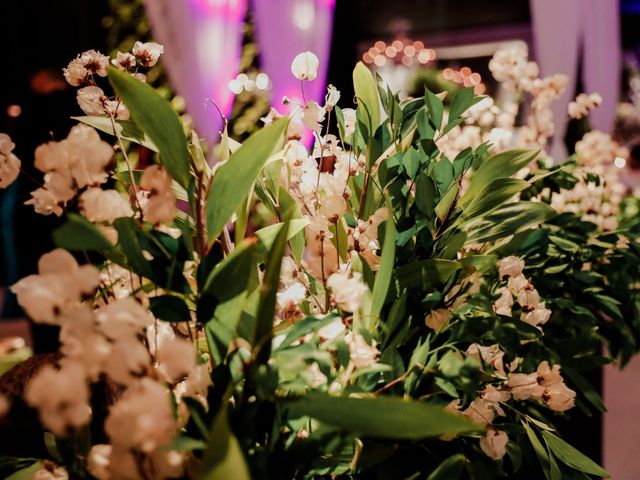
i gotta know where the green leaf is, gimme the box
[353,62,381,134]
[108,67,190,188]
[466,202,556,244]
[462,149,539,205]
[461,178,530,222]
[424,88,444,131]
[4,462,42,480]
[201,240,259,299]
[53,213,117,255]
[73,116,158,151]
[541,431,609,477]
[150,295,190,322]
[426,454,465,480]
[435,184,459,222]
[432,158,455,194]
[278,187,306,264]
[392,259,463,294]
[448,87,475,121]
[206,118,288,243]
[255,219,309,256]
[371,216,396,318]
[287,393,478,439]
[253,219,289,365]
[201,406,251,480]
[523,421,552,480]
[276,315,339,351]
[114,217,156,280]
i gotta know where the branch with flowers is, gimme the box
[0,43,638,480]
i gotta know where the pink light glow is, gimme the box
[189,0,247,19]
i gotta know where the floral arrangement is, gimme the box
[0,41,639,480]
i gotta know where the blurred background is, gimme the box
[1,1,639,477]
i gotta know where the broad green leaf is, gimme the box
[73,116,158,152]
[459,255,497,274]
[206,118,288,242]
[201,406,251,480]
[53,213,117,255]
[371,215,396,318]
[202,240,259,298]
[432,158,455,194]
[426,454,465,480]
[461,178,530,222]
[448,87,475,122]
[466,202,556,244]
[541,431,609,477]
[253,220,289,365]
[255,219,309,255]
[424,88,444,131]
[353,62,381,135]
[392,259,463,294]
[108,67,190,188]
[287,393,478,439]
[150,295,190,322]
[462,149,539,205]
[435,184,459,222]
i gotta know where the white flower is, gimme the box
[317,318,346,340]
[318,194,346,223]
[463,398,496,425]
[182,363,212,399]
[568,92,602,119]
[140,165,176,224]
[132,41,165,68]
[59,305,111,380]
[105,378,176,453]
[302,101,326,131]
[79,188,133,223]
[77,86,106,116]
[112,51,136,70]
[25,361,91,436]
[507,274,528,294]
[521,303,551,327]
[545,381,576,412]
[11,249,99,324]
[104,337,151,386]
[96,296,153,340]
[88,444,112,480]
[507,372,544,400]
[327,271,368,312]
[342,108,356,136]
[517,286,540,309]
[425,308,451,331]
[79,50,110,77]
[345,332,379,368]
[498,256,524,279]
[277,282,307,321]
[147,320,176,354]
[325,84,340,110]
[480,429,509,460]
[466,343,506,376]
[63,58,89,86]
[494,287,513,316]
[0,133,21,188]
[291,51,319,81]
[156,338,197,383]
[306,362,328,387]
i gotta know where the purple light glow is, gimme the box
[253,0,336,117]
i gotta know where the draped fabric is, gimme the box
[530,0,621,160]
[252,0,336,115]
[144,0,248,144]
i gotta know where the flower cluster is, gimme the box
[64,43,163,119]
